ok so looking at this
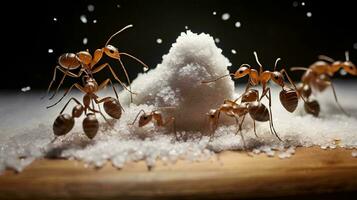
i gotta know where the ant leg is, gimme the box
[47,83,85,109]
[89,99,111,125]
[48,67,83,100]
[253,120,258,138]
[238,114,246,132]
[163,117,177,140]
[97,79,119,100]
[266,88,282,141]
[92,63,135,103]
[280,69,308,103]
[129,109,146,125]
[59,97,82,114]
[233,115,246,150]
[330,80,350,116]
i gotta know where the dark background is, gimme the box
[4,0,357,90]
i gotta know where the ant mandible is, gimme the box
[44,24,149,104]
[291,51,356,116]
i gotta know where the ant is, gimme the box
[44,24,149,104]
[130,108,177,140]
[291,51,356,117]
[203,51,305,140]
[51,75,122,140]
[207,88,280,149]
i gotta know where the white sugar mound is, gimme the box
[0,31,357,174]
[120,31,234,131]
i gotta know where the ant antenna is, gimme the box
[345,51,350,61]
[318,55,335,63]
[253,51,263,73]
[105,24,133,46]
[201,73,234,83]
[274,58,281,71]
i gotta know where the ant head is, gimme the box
[103,45,120,59]
[102,24,133,59]
[76,51,92,65]
[138,113,153,127]
[271,71,284,86]
[234,64,250,78]
[341,61,357,76]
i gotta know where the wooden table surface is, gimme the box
[1,147,357,200]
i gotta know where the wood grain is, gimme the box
[1,147,357,199]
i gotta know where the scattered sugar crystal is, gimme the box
[215,38,220,43]
[48,48,53,53]
[93,19,97,24]
[212,11,217,15]
[21,86,31,92]
[306,12,312,18]
[301,2,305,6]
[352,151,357,158]
[231,49,237,54]
[53,17,57,22]
[292,1,298,7]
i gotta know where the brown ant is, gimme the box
[203,51,304,140]
[130,108,177,139]
[44,24,149,103]
[207,88,280,149]
[51,75,122,140]
[291,51,356,117]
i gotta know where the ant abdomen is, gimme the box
[53,114,75,136]
[279,87,298,113]
[248,102,270,122]
[104,98,122,119]
[83,113,99,139]
[58,53,81,69]
[304,100,320,117]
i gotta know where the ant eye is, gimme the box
[109,50,114,54]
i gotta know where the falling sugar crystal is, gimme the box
[301,2,306,6]
[48,49,53,53]
[222,13,230,21]
[80,14,88,23]
[93,19,97,24]
[156,38,162,44]
[215,38,220,43]
[306,12,312,18]
[53,17,57,22]
[231,49,237,54]
[213,11,217,15]
[83,37,88,45]
[235,21,241,28]
[292,1,298,7]
[87,4,95,12]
